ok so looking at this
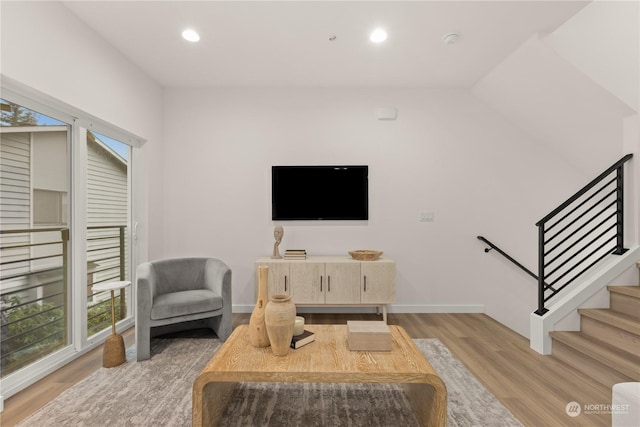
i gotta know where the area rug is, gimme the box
[18,337,523,427]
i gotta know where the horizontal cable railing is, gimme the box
[0,227,69,376]
[0,225,127,377]
[477,154,633,317]
[477,235,557,293]
[535,154,633,315]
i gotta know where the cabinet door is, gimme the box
[256,261,290,298]
[290,261,324,304]
[325,262,360,304]
[360,261,395,303]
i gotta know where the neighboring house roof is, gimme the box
[0,125,127,168]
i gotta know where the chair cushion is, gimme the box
[151,289,223,320]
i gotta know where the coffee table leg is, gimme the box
[194,381,238,427]
[402,382,447,427]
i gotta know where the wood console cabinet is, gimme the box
[255,256,395,322]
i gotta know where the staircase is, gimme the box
[550,263,640,388]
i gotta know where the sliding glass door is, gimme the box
[0,100,71,377]
[85,131,130,337]
[0,94,134,389]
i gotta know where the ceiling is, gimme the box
[62,1,589,89]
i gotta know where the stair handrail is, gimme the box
[535,154,633,316]
[536,154,633,226]
[477,236,539,282]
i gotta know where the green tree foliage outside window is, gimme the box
[1,296,121,377]
[1,296,65,375]
[0,100,38,126]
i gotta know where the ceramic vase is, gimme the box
[249,266,270,347]
[265,294,296,356]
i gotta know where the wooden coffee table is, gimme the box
[192,324,447,426]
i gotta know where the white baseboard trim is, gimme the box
[389,305,485,313]
[232,304,484,314]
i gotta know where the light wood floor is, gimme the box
[1,313,614,427]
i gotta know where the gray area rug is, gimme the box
[18,337,523,427]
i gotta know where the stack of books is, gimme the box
[284,249,307,259]
[290,330,315,349]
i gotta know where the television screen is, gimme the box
[272,166,368,220]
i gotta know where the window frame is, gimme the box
[0,77,144,402]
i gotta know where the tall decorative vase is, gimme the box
[249,266,270,347]
[265,294,296,356]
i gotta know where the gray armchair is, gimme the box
[135,257,232,361]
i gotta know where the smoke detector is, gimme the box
[442,33,460,45]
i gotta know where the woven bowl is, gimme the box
[348,250,383,261]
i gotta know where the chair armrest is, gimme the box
[204,258,232,302]
[136,262,157,316]
[135,262,157,360]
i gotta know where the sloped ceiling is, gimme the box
[472,1,638,175]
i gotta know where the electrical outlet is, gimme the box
[419,211,435,222]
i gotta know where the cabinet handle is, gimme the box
[320,276,323,292]
[364,276,367,292]
[328,276,331,292]
[285,275,288,292]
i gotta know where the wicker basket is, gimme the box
[348,250,383,261]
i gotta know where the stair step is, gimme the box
[609,286,640,318]
[551,333,635,389]
[551,331,640,381]
[578,308,640,335]
[609,285,640,299]
[579,309,640,355]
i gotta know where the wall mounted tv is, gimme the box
[272,165,368,221]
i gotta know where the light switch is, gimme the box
[419,211,435,222]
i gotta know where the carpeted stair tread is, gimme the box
[550,331,640,380]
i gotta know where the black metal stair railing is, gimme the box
[477,236,557,293]
[477,236,538,281]
[535,154,633,315]
[478,154,633,317]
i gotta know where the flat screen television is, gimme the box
[272,165,368,220]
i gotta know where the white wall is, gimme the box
[547,0,639,112]
[0,0,164,264]
[472,33,634,178]
[161,87,587,337]
[1,1,634,342]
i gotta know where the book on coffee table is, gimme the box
[290,330,315,349]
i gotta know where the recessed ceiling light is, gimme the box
[182,29,200,43]
[370,28,388,43]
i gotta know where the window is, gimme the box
[86,131,130,337]
[0,83,141,400]
[33,189,68,226]
[1,99,71,378]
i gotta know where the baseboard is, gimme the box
[232,304,484,314]
[388,305,485,313]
